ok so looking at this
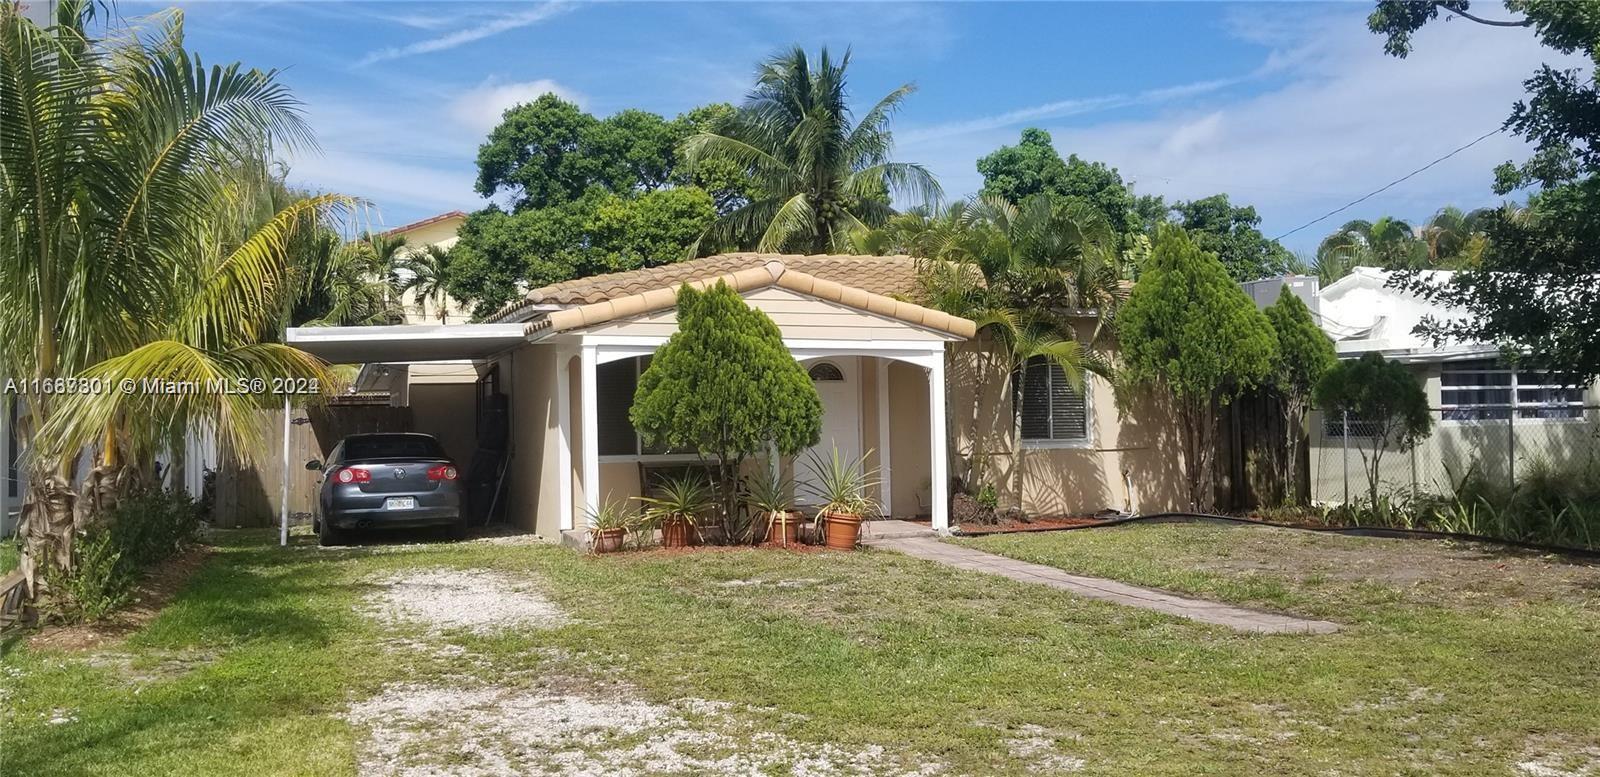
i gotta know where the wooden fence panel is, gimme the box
[213,405,411,528]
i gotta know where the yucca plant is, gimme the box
[637,473,713,548]
[801,446,879,550]
[744,461,798,546]
[585,501,636,554]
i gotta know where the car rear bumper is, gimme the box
[326,495,462,530]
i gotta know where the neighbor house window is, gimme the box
[1440,359,1583,421]
[1015,356,1089,444]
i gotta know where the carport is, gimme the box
[284,323,533,544]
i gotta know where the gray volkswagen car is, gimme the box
[309,433,465,546]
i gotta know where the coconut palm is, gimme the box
[1421,206,1493,268]
[1,4,348,592]
[1314,217,1429,281]
[680,46,941,254]
[394,244,455,323]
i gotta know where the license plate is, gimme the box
[384,497,416,510]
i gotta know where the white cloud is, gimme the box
[899,6,1583,250]
[283,148,478,227]
[448,78,585,133]
[358,2,571,66]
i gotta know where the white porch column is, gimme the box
[876,359,892,516]
[579,344,600,528]
[556,349,574,532]
[928,350,949,533]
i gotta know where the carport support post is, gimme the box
[928,352,949,533]
[280,393,290,547]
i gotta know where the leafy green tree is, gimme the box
[446,187,718,319]
[630,282,822,538]
[1118,225,1279,510]
[1368,1,1600,379]
[1171,194,1296,281]
[681,46,940,253]
[0,4,342,591]
[1314,352,1432,509]
[473,94,616,210]
[1264,287,1338,505]
[977,128,1140,244]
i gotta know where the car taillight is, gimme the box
[336,467,371,484]
[427,465,458,481]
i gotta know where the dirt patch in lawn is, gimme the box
[361,568,569,635]
[345,681,945,777]
[26,545,213,652]
[1172,523,1600,610]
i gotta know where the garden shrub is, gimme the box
[41,487,200,623]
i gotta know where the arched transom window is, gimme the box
[807,362,845,382]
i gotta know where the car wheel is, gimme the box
[447,517,469,541]
[319,517,347,547]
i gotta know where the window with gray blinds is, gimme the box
[1016,356,1087,442]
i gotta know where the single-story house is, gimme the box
[289,253,1187,538]
[1308,266,1600,502]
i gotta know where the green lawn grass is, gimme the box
[3,524,1598,776]
[1,538,17,575]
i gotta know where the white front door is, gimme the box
[797,358,862,505]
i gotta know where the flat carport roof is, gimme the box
[286,324,529,364]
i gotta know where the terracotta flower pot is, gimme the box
[592,528,626,553]
[768,511,801,546]
[660,517,693,548]
[823,513,862,550]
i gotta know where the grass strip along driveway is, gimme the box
[1,524,1596,776]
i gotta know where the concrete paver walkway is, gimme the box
[867,533,1340,635]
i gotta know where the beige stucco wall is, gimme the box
[580,286,948,341]
[886,360,933,516]
[407,383,478,469]
[494,344,561,536]
[947,329,1188,518]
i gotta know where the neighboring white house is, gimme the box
[1308,266,1600,504]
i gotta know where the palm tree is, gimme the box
[1314,217,1429,282]
[904,194,1119,498]
[394,244,454,323]
[1421,206,1493,268]
[1,4,348,593]
[681,46,941,254]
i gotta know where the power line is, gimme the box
[1272,126,1504,241]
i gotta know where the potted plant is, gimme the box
[802,446,879,551]
[744,462,799,546]
[586,501,634,553]
[637,474,712,549]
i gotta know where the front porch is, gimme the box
[544,336,954,535]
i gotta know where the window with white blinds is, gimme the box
[1016,356,1089,443]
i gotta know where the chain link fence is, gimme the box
[1309,405,1600,506]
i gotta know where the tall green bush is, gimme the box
[1119,225,1278,510]
[1264,287,1338,505]
[1314,352,1432,509]
[631,281,822,539]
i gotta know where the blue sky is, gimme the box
[131,1,1574,253]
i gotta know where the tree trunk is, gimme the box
[18,472,78,597]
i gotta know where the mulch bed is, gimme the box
[26,544,214,652]
[900,515,1117,535]
[603,541,835,557]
